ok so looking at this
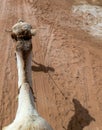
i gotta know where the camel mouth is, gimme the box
[11,20,36,41]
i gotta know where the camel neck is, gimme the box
[15,51,38,120]
[15,83,38,120]
[16,50,32,88]
[22,50,32,88]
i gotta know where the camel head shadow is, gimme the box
[67,99,95,130]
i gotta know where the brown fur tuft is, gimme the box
[11,30,32,41]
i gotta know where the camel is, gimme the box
[2,20,53,130]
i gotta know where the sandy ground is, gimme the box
[0,0,102,130]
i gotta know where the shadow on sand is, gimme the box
[32,60,55,73]
[66,99,95,130]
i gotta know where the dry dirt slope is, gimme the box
[0,0,102,130]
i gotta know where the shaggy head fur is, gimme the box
[11,30,32,41]
[11,20,36,52]
[11,20,36,41]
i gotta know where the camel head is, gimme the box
[11,19,36,41]
[11,20,36,51]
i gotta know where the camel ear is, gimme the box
[31,29,36,36]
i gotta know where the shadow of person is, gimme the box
[67,99,95,130]
[32,60,55,73]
